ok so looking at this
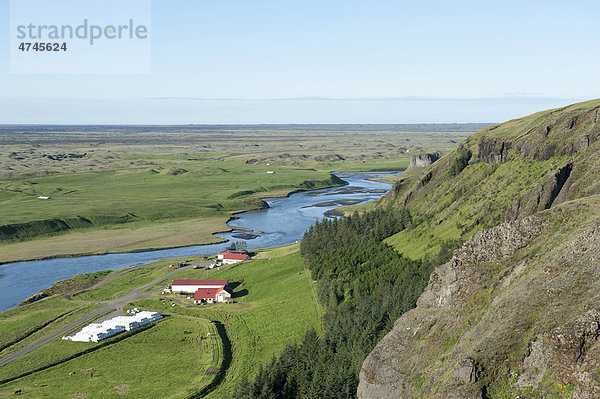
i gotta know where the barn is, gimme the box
[217,250,250,264]
[194,285,232,304]
[171,279,229,294]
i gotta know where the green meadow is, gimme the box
[0,161,342,263]
[72,259,192,302]
[0,161,342,232]
[0,246,320,398]
[129,249,320,398]
[0,315,221,398]
[0,297,99,355]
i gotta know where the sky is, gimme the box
[0,0,599,124]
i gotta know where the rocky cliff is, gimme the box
[359,199,600,398]
[408,152,442,169]
[359,99,600,398]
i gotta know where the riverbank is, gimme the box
[0,217,230,265]
[0,175,347,265]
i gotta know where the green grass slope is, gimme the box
[382,99,600,259]
[132,249,321,398]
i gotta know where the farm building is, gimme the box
[63,311,162,342]
[217,250,245,260]
[171,279,229,294]
[217,250,250,264]
[194,285,232,304]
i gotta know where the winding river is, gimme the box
[0,171,398,312]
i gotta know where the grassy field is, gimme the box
[0,245,320,398]
[0,160,341,227]
[0,217,229,264]
[0,297,98,353]
[0,160,341,263]
[0,315,221,398]
[72,258,197,302]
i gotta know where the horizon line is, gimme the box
[0,122,497,127]
[146,95,589,102]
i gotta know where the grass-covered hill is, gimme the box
[358,99,600,398]
[382,99,600,259]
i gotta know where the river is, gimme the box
[0,171,398,312]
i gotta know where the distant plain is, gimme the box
[0,124,485,263]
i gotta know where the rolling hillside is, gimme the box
[359,99,600,398]
[382,99,600,258]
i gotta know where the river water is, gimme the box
[0,171,398,312]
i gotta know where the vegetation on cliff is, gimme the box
[358,99,600,398]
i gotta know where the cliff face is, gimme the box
[359,99,600,398]
[359,200,600,398]
[408,152,442,169]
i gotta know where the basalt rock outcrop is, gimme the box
[408,152,442,169]
[505,163,573,222]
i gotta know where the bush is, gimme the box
[448,146,472,177]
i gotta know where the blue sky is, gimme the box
[0,0,599,123]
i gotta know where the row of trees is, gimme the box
[234,207,460,399]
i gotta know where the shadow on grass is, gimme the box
[232,289,248,299]
[229,281,248,299]
[191,320,232,398]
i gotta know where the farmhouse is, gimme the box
[194,285,232,304]
[171,279,229,294]
[217,250,250,264]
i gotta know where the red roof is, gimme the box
[222,253,248,261]
[172,279,228,286]
[218,250,246,255]
[194,286,231,300]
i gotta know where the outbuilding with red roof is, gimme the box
[194,285,232,304]
[171,279,230,294]
[217,250,250,264]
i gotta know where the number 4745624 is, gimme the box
[18,42,67,52]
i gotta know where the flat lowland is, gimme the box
[0,217,229,264]
[0,124,483,263]
[0,245,319,398]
